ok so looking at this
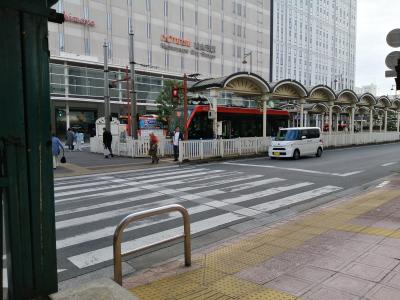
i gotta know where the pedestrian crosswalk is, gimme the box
[53,165,343,280]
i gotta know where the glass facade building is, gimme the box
[272,0,357,90]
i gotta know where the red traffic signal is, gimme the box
[172,86,179,98]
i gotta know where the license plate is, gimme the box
[273,152,280,157]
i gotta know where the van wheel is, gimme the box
[270,157,277,160]
[316,147,323,157]
[293,149,300,160]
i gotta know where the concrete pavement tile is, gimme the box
[379,237,400,248]
[348,233,385,244]
[364,284,400,300]
[302,285,360,300]
[339,239,374,252]
[382,271,400,290]
[321,273,375,296]
[355,252,400,270]
[348,216,383,227]
[290,265,335,283]
[295,243,335,256]
[235,258,294,284]
[321,230,357,240]
[340,262,391,282]
[307,255,350,272]
[274,249,319,266]
[263,274,315,297]
[327,245,365,260]
[369,244,400,259]
[370,220,400,230]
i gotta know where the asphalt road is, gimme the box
[54,142,400,288]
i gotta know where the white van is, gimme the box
[268,127,323,160]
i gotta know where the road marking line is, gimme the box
[179,177,285,200]
[377,181,390,188]
[381,162,397,167]
[249,185,343,212]
[56,197,172,229]
[56,204,212,249]
[176,174,262,191]
[55,187,142,203]
[55,192,162,216]
[223,162,364,177]
[68,212,245,269]
[223,182,314,204]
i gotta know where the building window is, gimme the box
[59,32,64,51]
[107,13,112,31]
[164,1,168,17]
[84,38,90,55]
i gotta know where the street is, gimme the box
[55,143,400,283]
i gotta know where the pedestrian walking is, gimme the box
[172,126,183,161]
[52,133,64,169]
[76,130,84,151]
[103,127,113,158]
[149,133,159,164]
[66,128,74,151]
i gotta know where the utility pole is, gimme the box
[183,73,189,140]
[103,41,111,131]
[129,29,138,139]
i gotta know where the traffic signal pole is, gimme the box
[103,41,111,131]
[129,30,138,139]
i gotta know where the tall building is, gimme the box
[48,0,272,137]
[354,83,377,96]
[272,0,357,90]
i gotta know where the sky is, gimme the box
[355,0,400,96]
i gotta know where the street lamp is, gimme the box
[333,74,343,91]
[242,51,253,74]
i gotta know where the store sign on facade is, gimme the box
[64,13,95,26]
[160,34,216,59]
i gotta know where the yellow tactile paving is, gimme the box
[176,287,234,300]
[239,289,298,300]
[389,230,400,239]
[335,223,366,233]
[180,268,227,285]
[209,276,262,298]
[360,227,395,236]
[249,244,287,258]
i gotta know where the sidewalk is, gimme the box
[53,146,177,178]
[124,176,400,300]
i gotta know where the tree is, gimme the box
[156,79,183,131]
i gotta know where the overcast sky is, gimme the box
[356,0,399,96]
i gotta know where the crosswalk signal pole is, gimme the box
[129,29,138,139]
[103,41,111,131]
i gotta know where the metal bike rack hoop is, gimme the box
[113,204,191,285]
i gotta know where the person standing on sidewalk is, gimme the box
[103,127,113,158]
[52,133,64,169]
[66,128,74,151]
[75,130,84,151]
[149,132,159,164]
[172,126,183,161]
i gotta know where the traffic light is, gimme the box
[172,86,179,98]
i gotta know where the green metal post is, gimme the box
[0,1,61,298]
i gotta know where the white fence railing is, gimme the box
[178,137,271,161]
[90,132,400,162]
[322,132,400,148]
